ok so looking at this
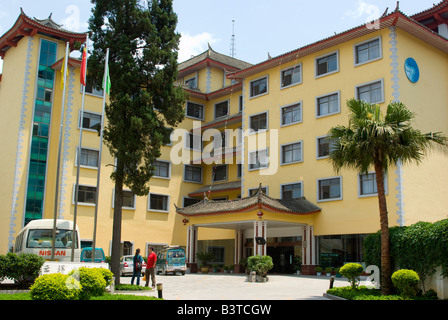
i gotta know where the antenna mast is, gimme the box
[230,19,236,58]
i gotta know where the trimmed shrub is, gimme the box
[247,255,274,277]
[1,253,45,288]
[69,267,106,300]
[97,267,114,287]
[391,269,420,299]
[340,263,364,289]
[30,273,81,300]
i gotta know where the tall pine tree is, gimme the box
[88,0,187,284]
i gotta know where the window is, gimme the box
[281,141,303,164]
[317,136,337,159]
[249,112,268,132]
[78,148,99,168]
[250,76,268,98]
[355,38,381,65]
[214,101,229,119]
[239,95,243,112]
[75,185,97,205]
[186,101,204,120]
[237,163,242,179]
[183,197,201,207]
[281,102,302,126]
[316,92,340,117]
[213,165,227,182]
[281,183,302,199]
[281,64,302,88]
[185,77,197,89]
[356,80,383,104]
[148,193,169,212]
[80,111,101,131]
[316,52,338,77]
[186,133,202,151]
[112,190,136,209]
[317,177,342,201]
[213,131,227,150]
[153,160,170,178]
[359,172,387,197]
[249,149,269,170]
[184,165,202,183]
[249,187,267,196]
[85,83,103,96]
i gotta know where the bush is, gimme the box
[391,269,420,299]
[247,255,274,277]
[97,267,114,287]
[340,263,364,289]
[30,273,81,300]
[69,267,107,300]
[1,253,45,288]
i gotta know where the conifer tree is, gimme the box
[87,0,186,284]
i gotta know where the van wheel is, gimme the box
[181,271,185,275]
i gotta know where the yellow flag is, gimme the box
[60,57,68,90]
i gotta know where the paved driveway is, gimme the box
[119,273,349,300]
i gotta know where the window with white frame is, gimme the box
[317,136,337,159]
[148,193,169,212]
[355,37,381,65]
[77,148,99,168]
[185,76,197,89]
[74,185,97,205]
[184,165,202,183]
[213,131,227,150]
[186,132,202,151]
[153,160,170,178]
[359,172,387,197]
[249,149,269,170]
[112,190,136,209]
[281,182,302,199]
[281,102,302,126]
[356,80,383,104]
[80,111,101,131]
[212,164,228,182]
[249,112,268,132]
[214,100,229,119]
[316,92,340,117]
[281,64,302,88]
[250,76,268,98]
[316,52,338,77]
[84,83,103,96]
[317,177,342,201]
[186,101,204,120]
[281,141,303,164]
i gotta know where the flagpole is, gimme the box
[72,34,89,262]
[51,42,70,261]
[91,48,109,262]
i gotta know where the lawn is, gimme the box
[0,292,161,300]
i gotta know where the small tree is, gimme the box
[391,269,420,299]
[247,255,274,277]
[340,263,364,289]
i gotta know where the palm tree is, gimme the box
[328,99,447,295]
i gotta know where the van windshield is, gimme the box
[27,229,78,248]
[168,250,185,258]
[82,249,104,259]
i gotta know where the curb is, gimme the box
[322,293,347,300]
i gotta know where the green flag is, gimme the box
[103,63,111,95]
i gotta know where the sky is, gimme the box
[0,0,440,72]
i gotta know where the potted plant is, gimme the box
[334,267,342,278]
[325,267,333,276]
[196,251,215,274]
[212,264,220,273]
[247,255,274,282]
[292,257,302,275]
[315,266,323,276]
[223,265,230,273]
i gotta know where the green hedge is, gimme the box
[364,219,448,282]
[0,253,45,288]
[30,273,81,300]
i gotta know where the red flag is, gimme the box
[80,45,87,86]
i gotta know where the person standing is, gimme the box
[145,246,157,288]
[131,248,143,285]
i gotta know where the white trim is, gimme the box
[147,192,170,213]
[316,176,343,202]
[153,159,171,179]
[353,36,383,67]
[280,63,303,89]
[183,164,203,184]
[112,189,137,210]
[280,140,303,165]
[249,75,269,99]
[355,78,385,104]
[315,50,339,79]
[315,91,341,118]
[280,101,303,127]
[280,181,304,199]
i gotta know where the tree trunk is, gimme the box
[111,162,124,286]
[374,160,392,295]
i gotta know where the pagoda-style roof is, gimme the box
[228,7,448,80]
[0,8,87,58]
[410,0,448,32]
[51,57,82,71]
[176,185,321,217]
[178,44,252,78]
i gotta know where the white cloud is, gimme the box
[345,0,381,20]
[61,5,88,32]
[178,32,219,62]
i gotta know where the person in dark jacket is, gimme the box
[131,248,143,285]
